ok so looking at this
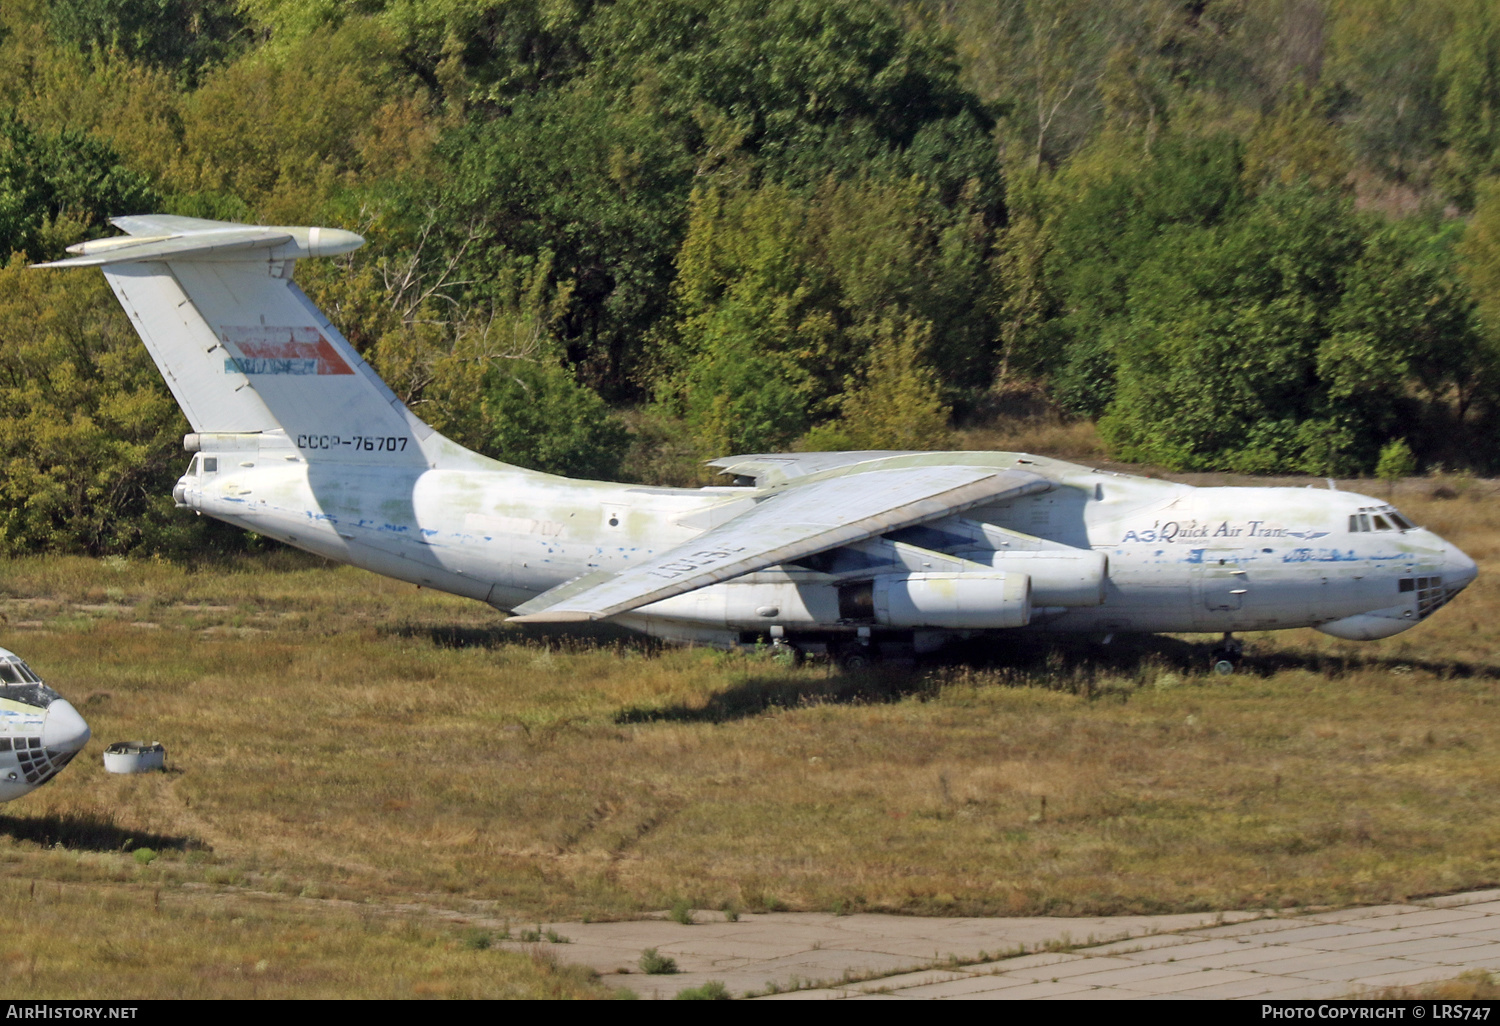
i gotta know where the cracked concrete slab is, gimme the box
[497,888,1500,998]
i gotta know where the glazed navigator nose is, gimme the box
[41,699,90,754]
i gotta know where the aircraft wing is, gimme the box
[507,465,1051,622]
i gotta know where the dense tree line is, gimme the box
[3,0,1500,554]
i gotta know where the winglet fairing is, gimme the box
[37,218,1479,664]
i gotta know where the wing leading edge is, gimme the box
[507,465,1051,623]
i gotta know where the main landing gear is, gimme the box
[771,639,804,667]
[835,626,876,671]
[1210,632,1244,675]
[769,626,804,667]
[764,637,868,670]
[835,643,873,671]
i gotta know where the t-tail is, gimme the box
[36,214,484,470]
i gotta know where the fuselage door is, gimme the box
[1198,553,1247,612]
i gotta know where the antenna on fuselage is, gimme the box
[1327,478,1337,490]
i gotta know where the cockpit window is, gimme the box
[0,658,54,707]
[0,678,59,708]
[0,659,39,685]
[1350,505,1416,532]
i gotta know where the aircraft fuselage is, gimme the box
[173,442,1475,651]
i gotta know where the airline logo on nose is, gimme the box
[221,326,355,375]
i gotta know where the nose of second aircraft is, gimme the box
[42,699,90,754]
[1444,540,1479,594]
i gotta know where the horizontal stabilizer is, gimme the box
[34,217,363,268]
[508,465,1051,623]
[35,229,293,267]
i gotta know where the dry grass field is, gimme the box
[2,474,1500,997]
[956,416,1110,460]
[1373,969,1500,999]
[0,875,607,999]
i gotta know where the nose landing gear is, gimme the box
[1210,633,1243,675]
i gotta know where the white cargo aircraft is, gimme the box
[0,649,90,803]
[38,217,1478,669]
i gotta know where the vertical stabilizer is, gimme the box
[37,217,443,468]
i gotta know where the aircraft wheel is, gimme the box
[838,646,873,671]
[1210,633,1243,676]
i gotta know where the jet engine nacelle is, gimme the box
[871,572,1031,629]
[988,549,1107,607]
[639,580,840,628]
[638,571,1032,631]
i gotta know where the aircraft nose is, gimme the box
[41,699,90,754]
[1444,540,1478,593]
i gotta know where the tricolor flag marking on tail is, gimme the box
[220,326,355,376]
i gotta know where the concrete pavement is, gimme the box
[500,889,1500,999]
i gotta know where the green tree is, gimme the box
[798,317,953,452]
[654,170,996,460]
[48,0,246,78]
[1045,133,1248,416]
[989,207,1055,391]
[172,20,412,217]
[0,114,158,260]
[432,0,995,399]
[302,205,630,480]
[655,183,828,456]
[581,0,981,172]
[1459,175,1500,336]
[479,357,629,479]
[1242,88,1353,194]
[1322,217,1483,437]
[1324,0,1450,182]
[1376,438,1417,494]
[237,0,598,109]
[440,81,694,393]
[1436,0,1500,206]
[0,259,225,555]
[1100,186,1480,474]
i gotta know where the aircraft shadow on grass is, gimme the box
[615,670,934,725]
[393,619,1500,724]
[394,620,655,652]
[0,809,206,854]
[948,634,1500,682]
[613,634,1500,724]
